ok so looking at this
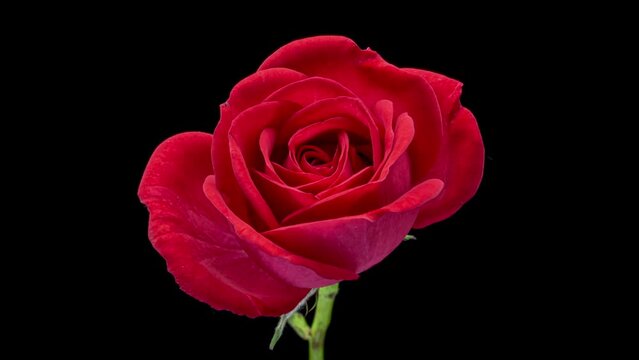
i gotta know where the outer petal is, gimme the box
[413,108,484,228]
[203,175,359,288]
[263,179,444,272]
[403,68,462,121]
[138,132,308,317]
[264,76,356,105]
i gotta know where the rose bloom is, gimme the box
[139,36,483,317]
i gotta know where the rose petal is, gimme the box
[259,36,443,185]
[298,146,335,175]
[348,145,369,173]
[264,76,356,106]
[213,68,307,224]
[281,153,413,226]
[373,112,415,181]
[273,162,323,186]
[402,68,464,179]
[283,116,370,189]
[414,107,484,228]
[374,99,395,162]
[203,176,359,288]
[316,166,374,199]
[280,113,415,225]
[253,170,316,220]
[259,36,365,76]
[282,96,382,166]
[297,131,352,194]
[228,101,300,230]
[287,116,369,156]
[138,132,308,317]
[224,68,307,117]
[258,129,325,191]
[264,178,444,271]
[403,68,462,121]
[258,128,284,182]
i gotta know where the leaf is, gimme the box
[404,234,417,241]
[269,315,289,350]
[269,288,317,350]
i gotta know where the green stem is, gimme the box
[288,312,311,341]
[309,283,339,360]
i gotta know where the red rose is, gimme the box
[139,36,483,317]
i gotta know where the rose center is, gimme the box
[301,149,331,166]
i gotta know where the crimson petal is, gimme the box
[138,132,309,317]
[203,176,359,288]
[414,108,484,228]
[213,68,307,225]
[264,179,444,272]
[259,36,444,185]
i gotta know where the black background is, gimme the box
[70,18,530,358]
